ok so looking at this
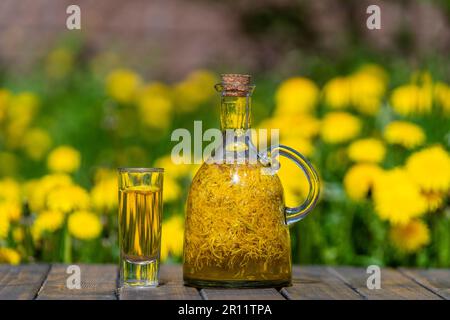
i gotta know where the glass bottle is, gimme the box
[183,74,320,288]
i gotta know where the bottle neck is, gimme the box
[220,95,252,132]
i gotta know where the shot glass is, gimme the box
[118,168,164,287]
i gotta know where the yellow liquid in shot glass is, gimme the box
[119,186,162,264]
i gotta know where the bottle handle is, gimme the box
[262,145,320,225]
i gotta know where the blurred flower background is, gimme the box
[0,0,449,267]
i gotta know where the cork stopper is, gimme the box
[218,74,253,96]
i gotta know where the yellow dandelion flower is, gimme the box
[347,138,385,163]
[7,92,39,130]
[47,145,81,173]
[161,215,184,261]
[0,209,9,239]
[106,68,142,104]
[187,70,217,90]
[373,168,428,225]
[163,177,181,203]
[277,156,312,205]
[137,94,173,130]
[0,247,21,265]
[91,177,118,212]
[0,178,21,203]
[390,220,430,253]
[23,180,43,213]
[275,77,319,115]
[421,191,445,212]
[322,77,351,110]
[5,92,40,148]
[349,66,387,116]
[68,211,102,240]
[280,137,314,157]
[390,84,433,116]
[259,114,321,139]
[154,155,191,179]
[174,70,217,112]
[320,112,361,144]
[357,64,388,84]
[45,47,74,79]
[22,128,52,161]
[344,163,383,201]
[25,174,73,213]
[8,92,40,117]
[47,184,90,213]
[137,83,173,130]
[31,210,64,241]
[406,145,450,193]
[12,227,24,243]
[0,202,22,222]
[323,65,387,115]
[383,121,425,149]
[434,82,450,114]
[39,173,73,188]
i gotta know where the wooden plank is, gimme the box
[36,264,118,300]
[280,266,362,300]
[331,267,442,300]
[119,264,201,300]
[0,264,49,300]
[201,288,284,300]
[399,268,450,300]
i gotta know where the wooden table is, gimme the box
[0,264,448,300]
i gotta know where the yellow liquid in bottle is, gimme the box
[183,162,292,287]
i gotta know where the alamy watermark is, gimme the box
[366,5,381,30]
[64,4,379,32]
[366,265,381,289]
[66,265,81,289]
[66,5,81,30]
[170,121,280,172]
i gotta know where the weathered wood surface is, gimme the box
[399,268,450,300]
[331,267,442,300]
[37,264,118,300]
[281,266,363,300]
[0,264,49,300]
[0,264,447,300]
